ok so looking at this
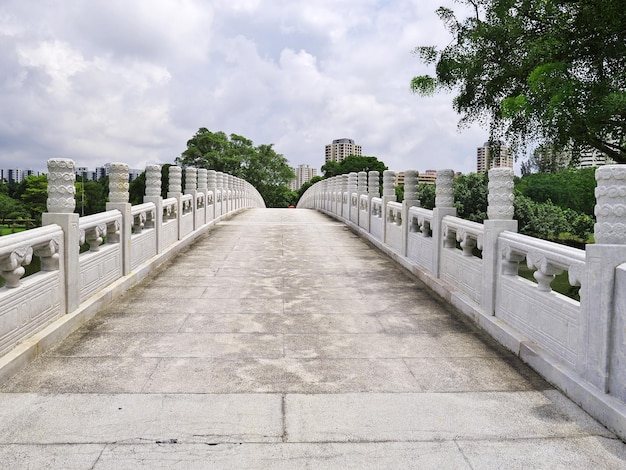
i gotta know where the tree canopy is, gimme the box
[321,155,388,178]
[176,128,295,207]
[411,0,626,162]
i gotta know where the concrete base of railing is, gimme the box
[0,209,245,387]
[320,208,626,442]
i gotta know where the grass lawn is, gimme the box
[1,225,26,236]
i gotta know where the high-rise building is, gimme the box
[325,138,362,163]
[0,168,41,184]
[577,146,612,168]
[476,141,513,173]
[290,164,317,190]
[418,170,437,185]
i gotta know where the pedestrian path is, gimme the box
[1,209,624,468]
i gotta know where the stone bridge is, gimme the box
[0,159,625,467]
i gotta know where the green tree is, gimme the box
[75,180,108,215]
[411,0,626,162]
[454,173,488,222]
[129,172,146,206]
[176,128,295,207]
[0,194,29,224]
[321,155,388,178]
[515,168,596,216]
[14,175,48,223]
[418,183,436,210]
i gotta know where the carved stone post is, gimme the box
[144,164,163,253]
[365,171,380,232]
[482,167,518,315]
[432,169,457,278]
[197,169,208,225]
[41,158,76,313]
[166,165,182,240]
[580,165,626,392]
[106,163,132,275]
[215,172,224,218]
[382,170,396,243]
[348,172,358,224]
[402,170,420,256]
[184,167,198,229]
[357,171,367,227]
[207,170,217,221]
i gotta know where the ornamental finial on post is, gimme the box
[487,167,514,220]
[594,165,626,244]
[108,163,129,203]
[435,169,454,208]
[168,166,182,194]
[145,164,162,197]
[47,158,76,213]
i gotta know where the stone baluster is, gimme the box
[357,171,368,226]
[431,169,457,277]
[368,171,380,198]
[381,170,396,243]
[207,170,217,220]
[144,164,163,253]
[216,172,224,218]
[197,169,208,224]
[482,167,518,315]
[41,158,77,312]
[106,163,132,275]
[184,167,197,226]
[580,165,626,393]
[402,170,420,255]
[341,174,349,219]
[166,165,182,239]
[348,172,358,223]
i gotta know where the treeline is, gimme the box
[397,169,596,247]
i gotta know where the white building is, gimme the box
[477,141,513,173]
[0,168,41,184]
[290,164,317,190]
[325,138,362,163]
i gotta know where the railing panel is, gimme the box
[0,225,64,356]
[496,231,585,369]
[497,275,580,368]
[370,198,383,241]
[358,194,369,231]
[78,211,123,302]
[385,201,403,253]
[441,249,483,304]
[407,207,433,271]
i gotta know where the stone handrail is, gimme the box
[499,231,586,292]
[297,165,626,441]
[0,159,265,383]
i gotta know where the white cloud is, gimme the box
[0,0,494,176]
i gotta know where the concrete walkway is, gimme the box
[1,209,624,468]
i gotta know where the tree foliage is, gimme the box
[176,128,295,207]
[515,167,596,216]
[13,175,48,223]
[412,0,626,162]
[321,155,388,178]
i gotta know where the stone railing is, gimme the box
[297,165,626,441]
[0,158,264,376]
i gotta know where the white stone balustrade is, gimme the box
[296,164,626,441]
[1,158,265,389]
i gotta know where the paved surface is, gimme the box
[1,208,625,469]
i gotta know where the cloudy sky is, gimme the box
[0,0,500,176]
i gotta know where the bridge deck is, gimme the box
[1,209,624,468]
